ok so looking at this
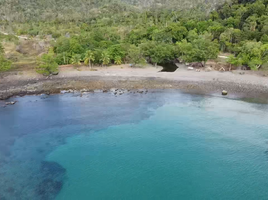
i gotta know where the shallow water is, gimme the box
[0,91,268,200]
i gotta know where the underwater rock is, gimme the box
[36,178,63,200]
[40,161,66,177]
[137,89,148,94]
[35,161,66,200]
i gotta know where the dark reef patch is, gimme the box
[35,161,66,199]
[40,161,66,177]
[36,179,63,200]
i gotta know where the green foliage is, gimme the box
[232,41,268,70]
[0,43,4,54]
[227,55,243,67]
[0,42,12,72]
[84,50,95,67]
[140,41,176,65]
[0,55,12,72]
[101,51,111,66]
[71,54,82,65]
[36,49,58,75]
[114,56,122,65]
[3,0,268,71]
[107,44,126,62]
[127,45,146,66]
[177,36,219,65]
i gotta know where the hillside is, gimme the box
[1,0,268,74]
[0,0,225,22]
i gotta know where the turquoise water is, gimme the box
[0,91,268,199]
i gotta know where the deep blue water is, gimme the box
[0,91,268,200]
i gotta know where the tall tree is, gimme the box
[84,50,95,68]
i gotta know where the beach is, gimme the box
[1,65,268,102]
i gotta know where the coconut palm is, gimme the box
[114,56,122,65]
[84,50,95,68]
[101,51,110,67]
[71,54,81,66]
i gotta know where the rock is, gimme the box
[241,65,250,70]
[94,89,103,93]
[187,67,194,70]
[137,89,148,93]
[51,71,59,76]
[5,101,17,105]
[110,88,118,93]
[60,89,74,94]
[80,89,87,92]
[40,94,49,99]
[60,90,67,94]
[222,90,228,95]
[191,62,203,68]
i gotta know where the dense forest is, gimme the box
[1,0,268,74]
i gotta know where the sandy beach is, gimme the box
[1,64,268,102]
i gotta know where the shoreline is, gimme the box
[1,66,268,102]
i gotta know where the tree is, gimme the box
[0,43,4,54]
[234,41,268,70]
[114,56,122,65]
[0,55,12,72]
[227,55,243,68]
[191,37,219,66]
[84,50,95,68]
[0,43,11,72]
[36,49,58,76]
[127,45,145,67]
[177,36,219,66]
[71,54,81,66]
[101,51,110,67]
[107,44,126,62]
[176,39,194,62]
[187,29,198,42]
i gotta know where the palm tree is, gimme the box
[114,56,122,65]
[71,54,81,66]
[101,51,110,67]
[84,50,95,68]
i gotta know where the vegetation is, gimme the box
[1,0,268,72]
[36,49,58,75]
[0,43,11,72]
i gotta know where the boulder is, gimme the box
[137,89,148,93]
[5,101,17,105]
[187,67,194,70]
[222,90,228,95]
[110,88,118,93]
[191,62,203,68]
[94,89,103,93]
[80,89,88,93]
[51,71,59,76]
